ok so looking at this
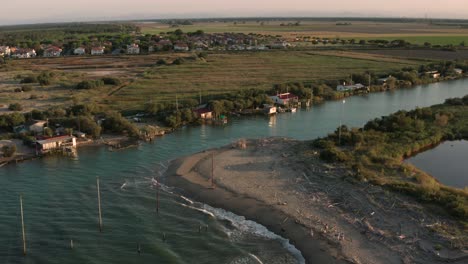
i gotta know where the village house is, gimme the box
[270,41,290,49]
[74,47,86,55]
[269,93,299,106]
[263,104,277,115]
[91,46,105,55]
[425,71,440,79]
[193,106,213,119]
[454,68,463,75]
[11,48,36,59]
[174,43,190,52]
[0,46,11,57]
[14,120,47,134]
[36,135,76,154]
[43,46,62,57]
[127,44,140,54]
[336,83,366,92]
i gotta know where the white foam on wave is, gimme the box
[177,202,216,217]
[176,198,305,264]
[248,253,264,264]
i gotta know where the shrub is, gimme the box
[76,80,104,90]
[101,77,121,86]
[20,76,37,84]
[21,85,33,92]
[172,58,184,65]
[320,148,349,162]
[156,59,167,65]
[37,72,53,86]
[8,103,23,111]
[1,144,16,157]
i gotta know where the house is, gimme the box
[14,120,47,134]
[36,135,76,153]
[336,83,366,92]
[11,48,36,59]
[263,105,277,115]
[377,77,390,85]
[0,46,10,57]
[425,71,440,79]
[74,47,86,55]
[91,46,105,55]
[270,41,290,49]
[194,107,213,119]
[174,43,189,52]
[454,68,463,75]
[43,46,62,57]
[127,44,140,54]
[269,93,299,106]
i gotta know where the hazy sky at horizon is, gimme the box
[2,0,468,24]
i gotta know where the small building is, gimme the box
[425,71,440,79]
[174,43,189,52]
[269,93,299,106]
[336,83,366,92]
[454,68,463,75]
[270,41,290,49]
[73,131,86,138]
[263,105,277,115]
[377,77,390,85]
[127,44,140,54]
[91,46,105,55]
[11,48,36,59]
[14,120,47,134]
[194,107,213,119]
[43,46,62,57]
[36,136,76,153]
[0,46,11,57]
[74,47,86,55]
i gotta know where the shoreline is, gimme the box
[165,146,345,264]
[164,138,468,264]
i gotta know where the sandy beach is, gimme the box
[165,138,468,264]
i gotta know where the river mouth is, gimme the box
[407,140,468,189]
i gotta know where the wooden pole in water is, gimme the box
[97,177,103,233]
[156,180,160,214]
[20,194,26,256]
[211,152,215,188]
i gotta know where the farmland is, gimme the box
[139,20,468,45]
[0,50,423,113]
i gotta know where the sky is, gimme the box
[1,0,468,25]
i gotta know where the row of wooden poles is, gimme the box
[19,153,216,256]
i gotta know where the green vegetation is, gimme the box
[8,103,23,111]
[310,96,468,219]
[76,80,105,90]
[1,144,16,157]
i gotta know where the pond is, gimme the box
[407,140,468,189]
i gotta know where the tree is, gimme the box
[386,77,397,90]
[1,144,16,157]
[44,127,54,137]
[8,103,23,111]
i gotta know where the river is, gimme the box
[1,79,467,264]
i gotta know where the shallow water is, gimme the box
[407,140,468,189]
[1,79,467,263]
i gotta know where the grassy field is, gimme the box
[140,20,468,45]
[109,50,421,110]
[0,50,424,113]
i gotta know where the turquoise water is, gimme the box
[408,140,468,189]
[1,79,467,263]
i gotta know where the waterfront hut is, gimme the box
[36,136,76,153]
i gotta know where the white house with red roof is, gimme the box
[91,46,105,55]
[174,43,189,52]
[11,48,36,59]
[269,93,299,106]
[43,46,62,57]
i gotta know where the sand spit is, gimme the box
[165,138,467,264]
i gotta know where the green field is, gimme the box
[109,50,420,110]
[140,21,468,46]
